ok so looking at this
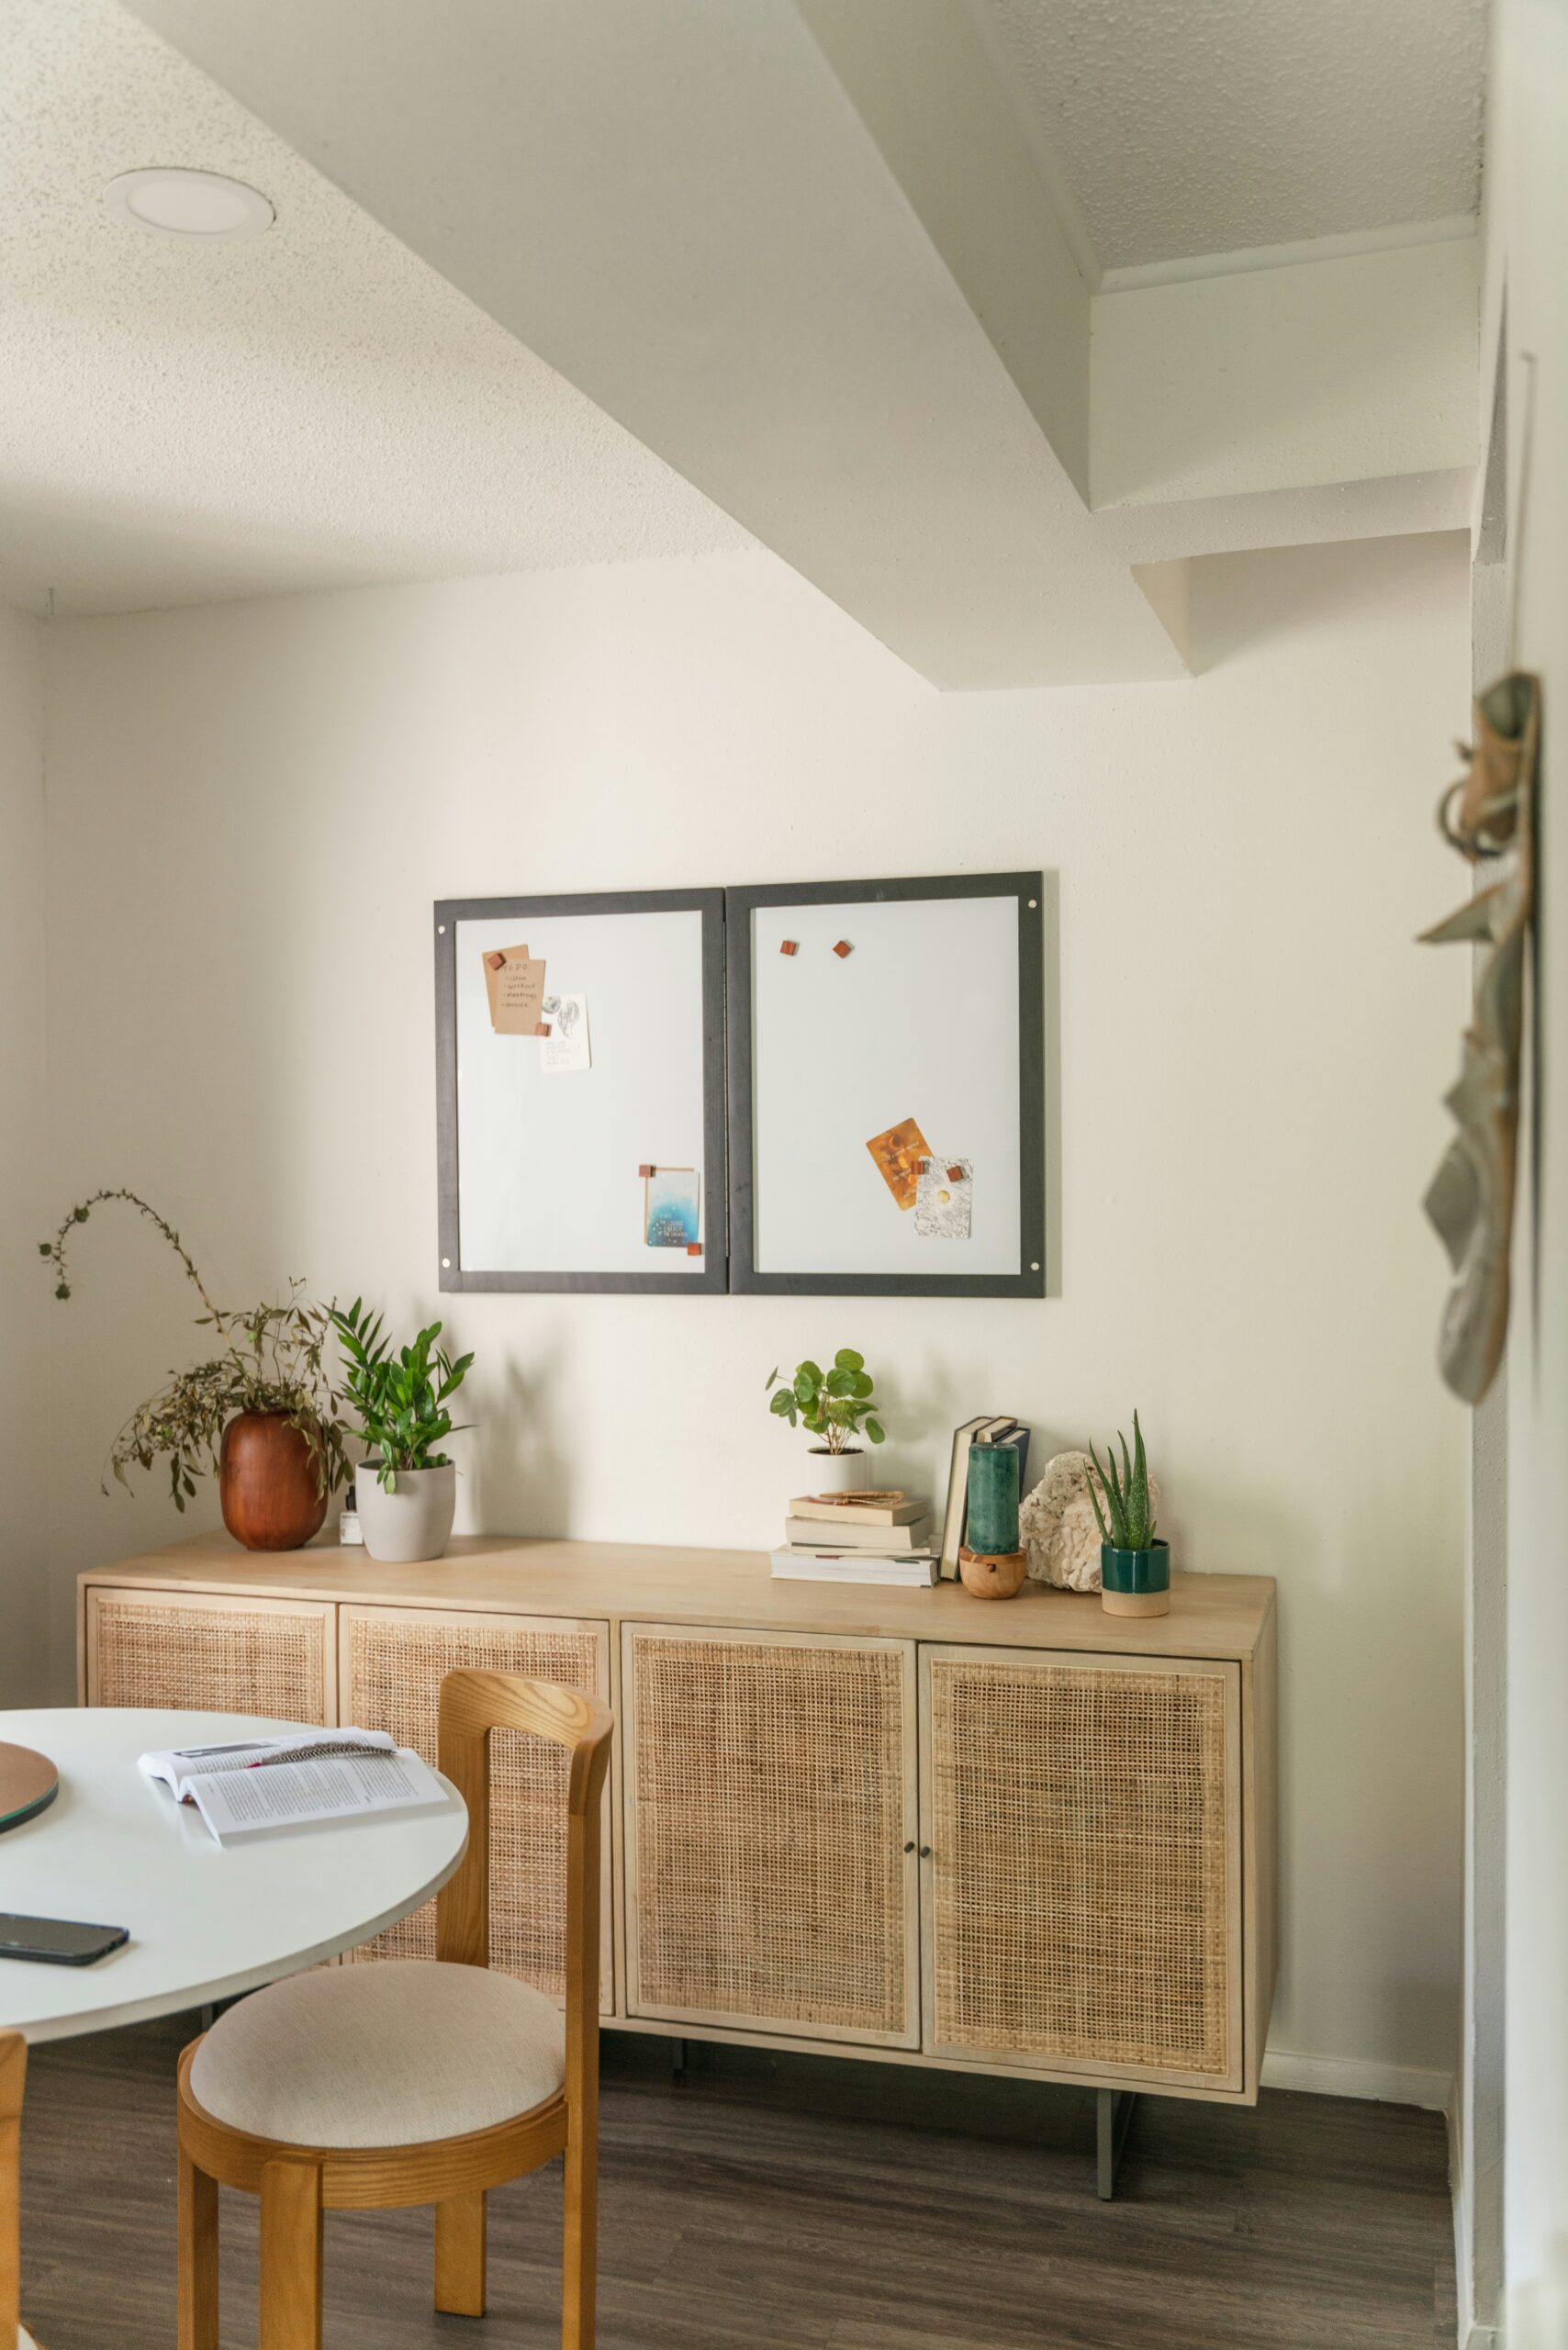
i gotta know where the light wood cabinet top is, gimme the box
[83,1531,1275,1662]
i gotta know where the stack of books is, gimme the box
[771,1492,937,1585]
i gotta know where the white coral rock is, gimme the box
[1020,1449,1161,1592]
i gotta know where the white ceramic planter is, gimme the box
[355,1461,457,1565]
[801,1447,872,1499]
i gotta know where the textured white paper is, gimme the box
[540,992,591,1074]
[915,1156,973,1239]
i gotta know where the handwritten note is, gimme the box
[483,946,546,1035]
[541,992,591,1074]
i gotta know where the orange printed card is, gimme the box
[866,1115,931,1212]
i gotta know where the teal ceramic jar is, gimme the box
[1100,1536,1171,1616]
[966,1441,1020,1555]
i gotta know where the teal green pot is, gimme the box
[1100,1538,1170,1595]
[1100,1537,1170,1615]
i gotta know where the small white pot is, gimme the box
[356,1461,457,1565]
[801,1447,872,1499]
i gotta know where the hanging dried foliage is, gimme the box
[1419,672,1541,1403]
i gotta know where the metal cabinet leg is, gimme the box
[1096,2088,1137,2199]
[670,2037,687,2085]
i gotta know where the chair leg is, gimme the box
[259,2155,324,2350]
[562,2109,599,2350]
[176,2141,219,2350]
[434,2189,487,2317]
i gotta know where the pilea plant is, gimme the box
[40,1189,351,1507]
[330,1300,474,1490]
[766,1349,886,1452]
[1086,1409,1158,1550]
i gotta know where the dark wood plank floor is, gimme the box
[18,2017,1455,2348]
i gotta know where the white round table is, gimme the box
[0,1709,468,2043]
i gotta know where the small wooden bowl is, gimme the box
[958,1547,1027,1600]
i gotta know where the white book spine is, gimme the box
[770,1551,937,1586]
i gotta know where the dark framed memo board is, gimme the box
[434,890,727,1292]
[727,872,1045,1297]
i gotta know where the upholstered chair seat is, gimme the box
[190,1962,566,2149]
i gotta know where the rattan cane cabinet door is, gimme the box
[84,1587,336,1722]
[921,1646,1243,2092]
[624,1622,919,2048]
[340,1606,613,2009]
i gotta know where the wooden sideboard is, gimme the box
[80,1534,1276,2107]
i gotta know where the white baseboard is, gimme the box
[1460,2327,1501,2348]
[1260,2047,1454,2110]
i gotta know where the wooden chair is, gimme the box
[2,2030,39,2350]
[175,1671,613,2350]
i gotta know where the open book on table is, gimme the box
[139,1727,449,1847]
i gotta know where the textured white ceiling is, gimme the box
[969,0,1487,274]
[0,0,749,615]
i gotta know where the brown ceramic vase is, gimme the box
[219,1410,329,1551]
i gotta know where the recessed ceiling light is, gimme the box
[104,168,274,241]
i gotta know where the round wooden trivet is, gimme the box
[0,1741,60,1834]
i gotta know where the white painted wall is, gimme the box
[1092,238,1479,509]
[0,601,50,1705]
[1481,2,1568,2342]
[40,532,1470,2090]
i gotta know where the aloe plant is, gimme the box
[1086,1410,1158,1550]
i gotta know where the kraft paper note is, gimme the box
[484,945,547,1035]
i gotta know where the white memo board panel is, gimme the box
[750,897,1021,1276]
[440,894,724,1289]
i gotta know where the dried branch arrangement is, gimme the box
[42,1190,351,1508]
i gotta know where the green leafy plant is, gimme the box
[331,1300,474,1491]
[1086,1409,1159,1551]
[766,1349,886,1452]
[40,1189,350,1508]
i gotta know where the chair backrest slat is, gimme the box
[433,1670,614,2105]
[1,2031,25,2342]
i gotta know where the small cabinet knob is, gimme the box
[920,1844,932,1859]
[902,1840,915,1853]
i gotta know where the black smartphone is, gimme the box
[0,1913,129,1967]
